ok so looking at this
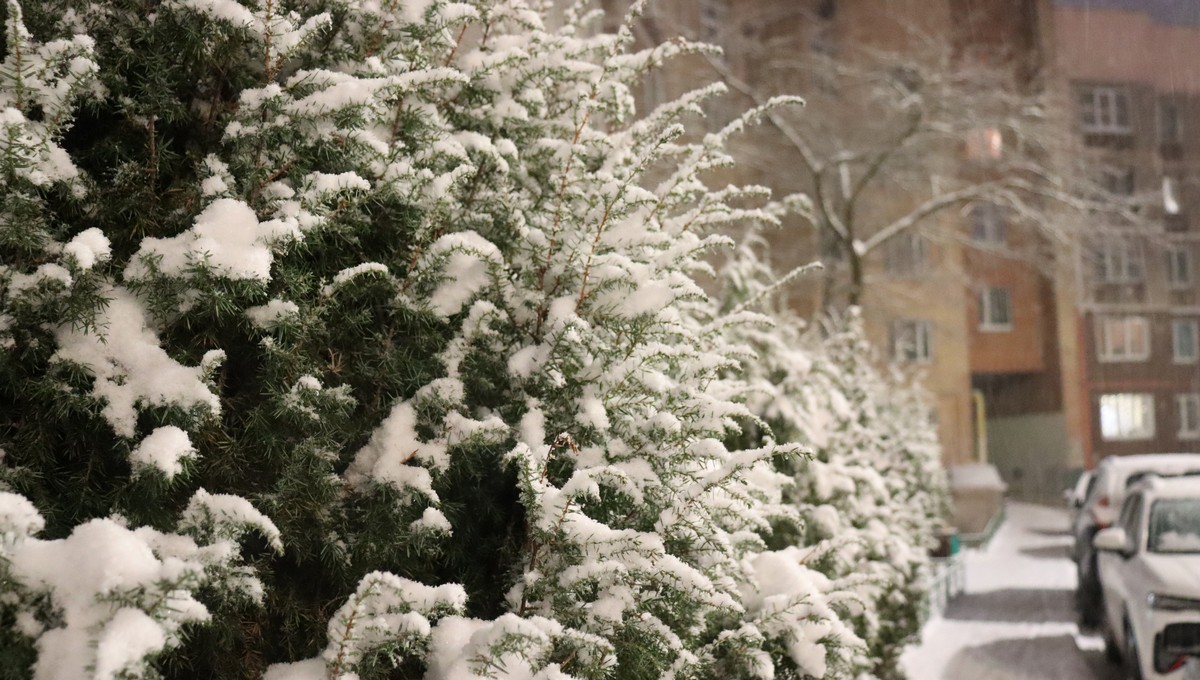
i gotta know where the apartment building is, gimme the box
[1049,0,1200,467]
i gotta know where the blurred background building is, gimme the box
[597,0,1200,503]
[1053,0,1200,486]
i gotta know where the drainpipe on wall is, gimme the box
[973,389,988,464]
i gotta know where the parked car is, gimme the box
[1073,454,1200,627]
[1095,475,1200,679]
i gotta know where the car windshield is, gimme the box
[1085,470,1108,504]
[1080,472,1096,498]
[1148,499,1200,554]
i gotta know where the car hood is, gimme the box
[1142,553,1200,598]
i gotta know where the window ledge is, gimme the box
[1095,279,1145,286]
[979,323,1013,333]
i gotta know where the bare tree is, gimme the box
[646,4,1149,311]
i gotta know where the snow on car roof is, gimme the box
[1137,475,1200,498]
[1097,453,1200,470]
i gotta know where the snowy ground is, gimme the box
[900,502,1125,680]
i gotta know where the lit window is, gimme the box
[1173,319,1199,363]
[1097,315,1150,362]
[1080,86,1132,134]
[1179,394,1200,439]
[1099,393,1155,440]
[892,319,933,363]
[1167,245,1192,288]
[979,286,1012,331]
[969,203,1007,244]
[884,233,929,277]
[966,127,1003,160]
[1093,239,1144,284]
[1160,100,1182,145]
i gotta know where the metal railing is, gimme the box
[920,552,966,624]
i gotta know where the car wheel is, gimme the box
[1103,622,1121,664]
[1076,570,1102,629]
[1125,619,1144,680]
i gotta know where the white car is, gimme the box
[1095,476,1200,679]
[1075,454,1200,627]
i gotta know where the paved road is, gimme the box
[901,502,1126,680]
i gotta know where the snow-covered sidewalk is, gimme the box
[900,502,1123,679]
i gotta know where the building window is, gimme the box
[1160,100,1182,145]
[1093,239,1144,284]
[1099,393,1155,440]
[1080,86,1132,134]
[969,203,1007,244]
[884,233,929,277]
[892,319,933,363]
[1173,319,1199,363]
[1097,315,1150,362]
[1167,245,1192,288]
[1099,167,1135,196]
[1179,394,1200,439]
[979,286,1012,331]
[698,0,727,43]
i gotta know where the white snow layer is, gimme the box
[900,503,1107,680]
[425,614,574,680]
[5,517,212,680]
[947,463,1008,491]
[422,232,503,319]
[0,492,45,543]
[344,401,444,500]
[63,228,112,270]
[125,198,296,281]
[245,298,301,328]
[51,287,223,437]
[180,488,284,553]
[129,426,196,478]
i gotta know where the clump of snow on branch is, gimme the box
[50,287,223,438]
[0,490,276,680]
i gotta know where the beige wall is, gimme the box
[864,224,976,465]
[1054,251,1090,470]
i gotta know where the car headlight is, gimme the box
[1147,593,1200,611]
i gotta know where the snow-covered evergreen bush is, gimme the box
[720,232,949,679]
[0,1,945,678]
